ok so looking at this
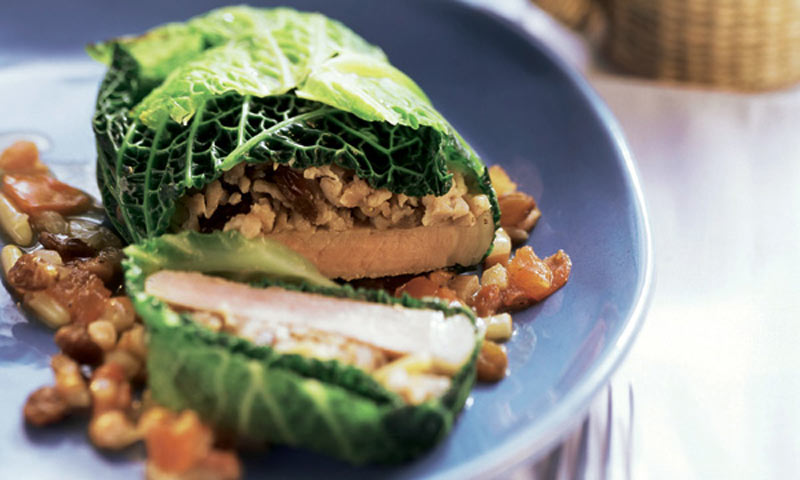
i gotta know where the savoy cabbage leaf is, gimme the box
[124,231,480,463]
[92,6,499,244]
[123,230,336,289]
[87,6,384,86]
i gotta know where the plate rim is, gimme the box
[0,1,655,477]
[427,3,655,479]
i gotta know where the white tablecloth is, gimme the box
[475,1,800,478]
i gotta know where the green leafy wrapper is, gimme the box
[92,6,499,244]
[123,231,481,464]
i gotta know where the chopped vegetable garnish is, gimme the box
[2,173,90,215]
[0,140,48,174]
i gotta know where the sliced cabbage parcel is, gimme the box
[123,231,481,464]
[93,6,500,280]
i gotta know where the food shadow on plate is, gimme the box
[239,436,464,480]
[0,294,59,367]
[23,414,146,464]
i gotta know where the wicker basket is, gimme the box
[533,0,596,29]
[606,0,800,90]
[536,0,800,91]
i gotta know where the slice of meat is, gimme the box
[145,271,476,374]
[266,210,495,280]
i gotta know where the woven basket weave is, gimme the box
[535,0,800,91]
[533,0,595,28]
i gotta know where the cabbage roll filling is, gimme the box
[145,270,477,405]
[176,163,492,237]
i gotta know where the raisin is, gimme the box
[24,386,69,426]
[68,247,123,287]
[40,231,97,259]
[7,254,60,291]
[46,268,111,324]
[272,166,318,221]
[54,324,104,366]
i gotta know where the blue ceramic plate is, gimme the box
[0,1,653,478]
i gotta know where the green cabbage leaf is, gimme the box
[123,231,480,463]
[92,6,498,243]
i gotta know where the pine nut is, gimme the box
[1,244,23,275]
[89,410,140,450]
[118,324,147,361]
[25,291,70,328]
[448,274,480,303]
[32,249,63,265]
[484,313,513,342]
[51,354,90,408]
[0,192,32,245]
[484,228,512,268]
[99,297,136,332]
[88,320,117,352]
[505,227,529,245]
[105,349,142,380]
[481,263,509,290]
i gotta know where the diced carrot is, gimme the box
[395,276,440,299]
[146,410,213,473]
[507,246,552,301]
[433,286,459,303]
[195,449,242,480]
[0,141,48,174]
[488,165,517,197]
[544,250,571,294]
[501,285,534,311]
[427,270,454,287]
[396,271,460,303]
[498,192,537,229]
[2,173,91,216]
[46,268,111,324]
[473,284,503,317]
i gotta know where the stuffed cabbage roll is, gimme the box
[123,231,481,464]
[92,6,499,279]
